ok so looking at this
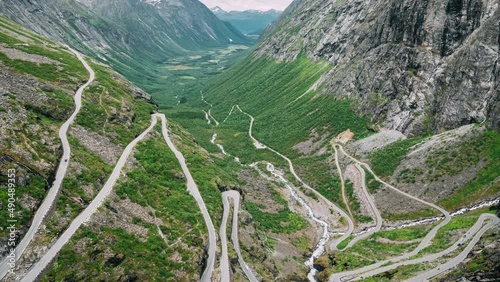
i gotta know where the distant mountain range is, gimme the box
[210,6,281,37]
[0,0,251,82]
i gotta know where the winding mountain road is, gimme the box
[214,104,353,277]
[342,214,499,282]
[200,90,219,126]
[405,214,500,282]
[235,105,266,149]
[329,146,454,281]
[0,49,94,280]
[219,191,258,282]
[157,114,217,282]
[344,164,383,249]
[21,114,157,281]
[203,101,497,281]
[234,106,354,252]
[333,145,354,221]
[20,113,218,281]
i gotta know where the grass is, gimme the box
[0,18,105,239]
[0,17,170,278]
[0,25,86,83]
[128,45,250,106]
[425,131,485,180]
[382,209,439,221]
[345,179,371,222]
[420,207,495,255]
[371,225,432,241]
[166,120,242,226]
[205,55,370,152]
[44,128,211,281]
[0,172,47,238]
[321,224,433,277]
[360,209,498,281]
[292,234,312,252]
[364,167,382,192]
[44,226,198,281]
[174,55,374,226]
[116,138,206,230]
[439,130,500,210]
[369,137,425,178]
[75,61,156,146]
[246,196,308,234]
[47,136,113,234]
[0,52,60,81]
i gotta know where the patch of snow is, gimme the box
[143,0,161,6]
[211,6,224,13]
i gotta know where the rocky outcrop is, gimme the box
[257,0,499,135]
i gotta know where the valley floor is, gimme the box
[2,28,498,282]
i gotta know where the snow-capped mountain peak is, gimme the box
[210,6,225,13]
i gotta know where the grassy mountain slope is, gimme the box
[0,0,251,100]
[0,10,158,250]
[205,55,371,152]
[0,15,234,279]
[43,122,233,281]
[192,55,371,210]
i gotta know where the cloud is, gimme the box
[198,0,293,11]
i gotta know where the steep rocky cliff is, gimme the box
[257,0,499,135]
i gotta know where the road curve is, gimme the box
[21,114,218,281]
[333,145,354,221]
[0,49,94,280]
[344,214,499,281]
[330,146,453,281]
[208,109,220,126]
[405,214,500,282]
[235,105,354,251]
[220,191,258,282]
[157,114,217,282]
[200,90,219,126]
[21,115,158,282]
[222,105,236,124]
[344,164,383,249]
[338,146,451,222]
[235,105,266,149]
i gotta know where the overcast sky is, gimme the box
[199,0,293,11]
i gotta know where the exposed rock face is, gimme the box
[257,0,499,135]
[70,126,123,165]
